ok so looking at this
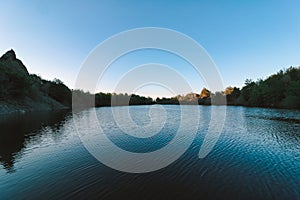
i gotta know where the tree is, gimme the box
[46,79,72,106]
[200,87,211,98]
[226,87,241,104]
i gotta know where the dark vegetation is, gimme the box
[0,50,72,112]
[151,67,300,109]
[234,68,300,109]
[0,49,299,112]
[0,50,154,112]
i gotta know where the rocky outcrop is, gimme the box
[0,49,71,115]
[0,49,29,75]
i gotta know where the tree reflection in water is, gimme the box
[0,110,70,173]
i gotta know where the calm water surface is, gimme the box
[0,106,299,200]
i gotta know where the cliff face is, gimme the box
[0,50,71,115]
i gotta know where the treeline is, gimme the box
[1,50,299,111]
[73,90,154,108]
[229,67,300,109]
[157,67,300,109]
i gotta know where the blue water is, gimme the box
[0,105,299,199]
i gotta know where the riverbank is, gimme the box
[0,97,69,115]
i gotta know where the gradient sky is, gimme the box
[1,0,300,97]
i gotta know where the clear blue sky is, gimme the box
[1,0,300,97]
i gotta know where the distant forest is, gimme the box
[0,49,299,111]
[156,67,300,109]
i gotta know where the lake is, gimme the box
[0,105,299,200]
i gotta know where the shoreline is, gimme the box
[2,102,298,117]
[0,101,70,116]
